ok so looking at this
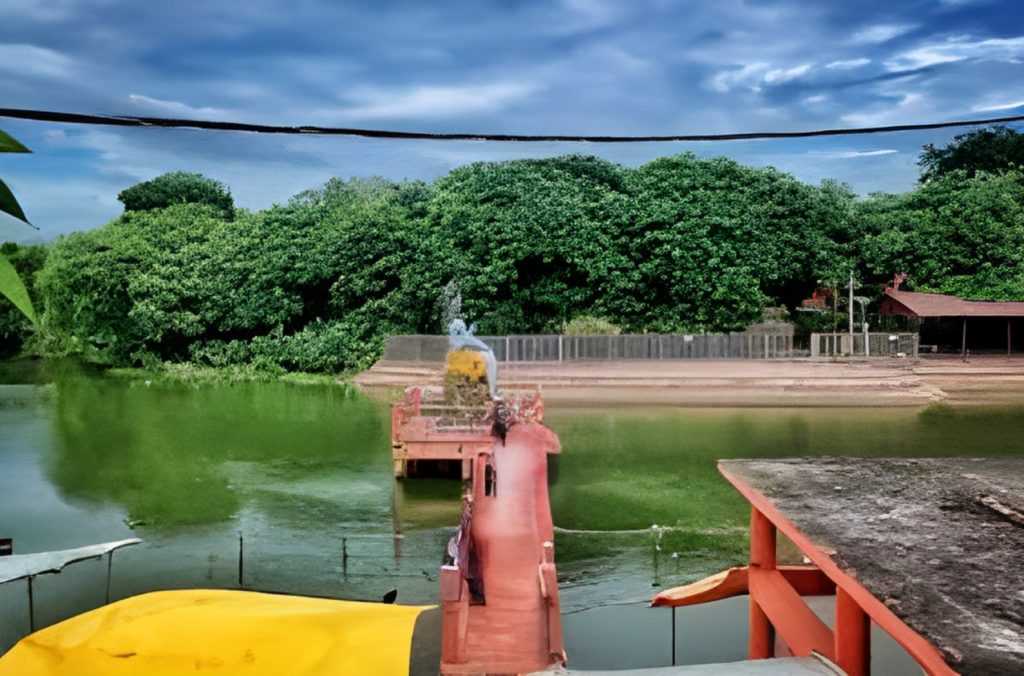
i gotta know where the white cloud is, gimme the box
[128,94,227,118]
[972,99,1024,112]
[851,24,917,44]
[815,149,899,159]
[763,63,811,84]
[842,92,928,127]
[802,94,828,105]
[710,63,769,92]
[0,43,74,79]
[709,62,811,93]
[886,35,1024,71]
[338,82,541,119]
[826,58,871,70]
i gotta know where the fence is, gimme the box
[0,530,451,655]
[385,329,794,363]
[809,332,918,358]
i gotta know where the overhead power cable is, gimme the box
[1,107,1023,142]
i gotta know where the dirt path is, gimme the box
[354,355,1024,407]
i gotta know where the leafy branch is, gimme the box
[0,128,39,325]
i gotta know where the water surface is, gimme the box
[2,361,1022,669]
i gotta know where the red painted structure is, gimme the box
[880,287,1024,319]
[391,386,492,479]
[440,422,564,674]
[880,287,1024,355]
[391,385,546,479]
[653,462,959,676]
[393,377,565,674]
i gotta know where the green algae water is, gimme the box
[2,361,1023,668]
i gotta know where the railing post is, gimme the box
[749,508,776,659]
[836,587,870,676]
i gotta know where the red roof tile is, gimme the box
[883,288,1024,317]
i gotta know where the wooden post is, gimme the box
[835,587,870,676]
[749,508,776,659]
[962,318,967,357]
[1008,321,1012,357]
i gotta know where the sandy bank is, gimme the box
[354,356,1024,407]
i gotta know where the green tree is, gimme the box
[919,125,1024,183]
[624,154,830,331]
[0,242,46,356]
[414,155,635,334]
[118,171,236,219]
[859,170,1024,299]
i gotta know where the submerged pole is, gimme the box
[27,576,34,632]
[237,533,244,589]
[105,551,113,604]
[671,607,677,666]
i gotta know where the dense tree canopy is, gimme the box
[2,146,1023,372]
[919,125,1024,183]
[859,169,1024,299]
[117,171,235,219]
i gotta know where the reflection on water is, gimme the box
[2,361,1024,668]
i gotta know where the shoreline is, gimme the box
[354,356,1024,408]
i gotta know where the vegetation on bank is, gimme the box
[2,126,1024,373]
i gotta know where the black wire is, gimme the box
[1,107,1023,142]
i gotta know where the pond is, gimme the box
[2,360,1023,669]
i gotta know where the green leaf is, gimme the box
[0,177,30,223]
[0,129,31,154]
[0,252,38,325]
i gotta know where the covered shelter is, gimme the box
[879,287,1024,355]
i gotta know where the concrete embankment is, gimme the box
[353,357,1024,407]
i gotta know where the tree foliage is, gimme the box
[0,127,38,328]
[859,169,1024,299]
[118,171,236,219]
[0,242,45,356]
[10,149,1024,373]
[919,125,1024,183]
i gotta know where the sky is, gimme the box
[2,0,1024,241]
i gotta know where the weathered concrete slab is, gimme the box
[535,655,840,674]
[721,457,1024,676]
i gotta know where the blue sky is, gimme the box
[2,0,1024,241]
